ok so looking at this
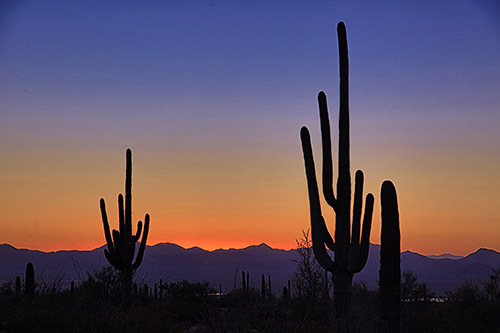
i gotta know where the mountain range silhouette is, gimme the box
[1,243,498,295]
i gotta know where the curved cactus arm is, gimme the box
[104,248,117,268]
[352,193,374,273]
[324,226,335,251]
[132,214,150,270]
[133,220,143,242]
[100,198,115,256]
[301,126,336,271]
[318,91,337,211]
[313,217,336,271]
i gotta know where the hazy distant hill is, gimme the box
[1,243,499,295]
[427,253,463,260]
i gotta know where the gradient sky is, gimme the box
[1,0,499,255]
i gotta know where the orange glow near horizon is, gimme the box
[2,129,499,257]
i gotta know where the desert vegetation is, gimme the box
[1,254,499,332]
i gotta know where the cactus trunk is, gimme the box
[380,181,401,333]
[333,273,352,330]
[121,268,133,306]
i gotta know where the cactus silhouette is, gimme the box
[15,276,21,295]
[379,181,401,333]
[100,148,150,307]
[25,262,35,302]
[283,286,289,299]
[300,21,374,331]
[261,274,266,298]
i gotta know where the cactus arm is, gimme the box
[125,148,132,240]
[100,198,115,256]
[126,241,135,267]
[133,220,143,242]
[314,216,336,271]
[133,214,150,270]
[104,248,117,267]
[301,126,336,271]
[318,91,337,211]
[347,170,364,272]
[112,229,122,264]
[352,193,374,273]
[324,226,335,251]
[351,170,364,246]
[118,194,125,242]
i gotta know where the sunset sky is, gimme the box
[1,1,499,255]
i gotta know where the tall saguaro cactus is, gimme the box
[300,21,374,330]
[380,181,401,333]
[100,148,150,307]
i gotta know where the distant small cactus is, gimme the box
[261,274,266,298]
[283,286,289,299]
[15,276,21,295]
[25,262,35,302]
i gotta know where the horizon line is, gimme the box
[2,242,498,258]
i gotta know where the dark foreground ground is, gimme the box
[1,268,499,332]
